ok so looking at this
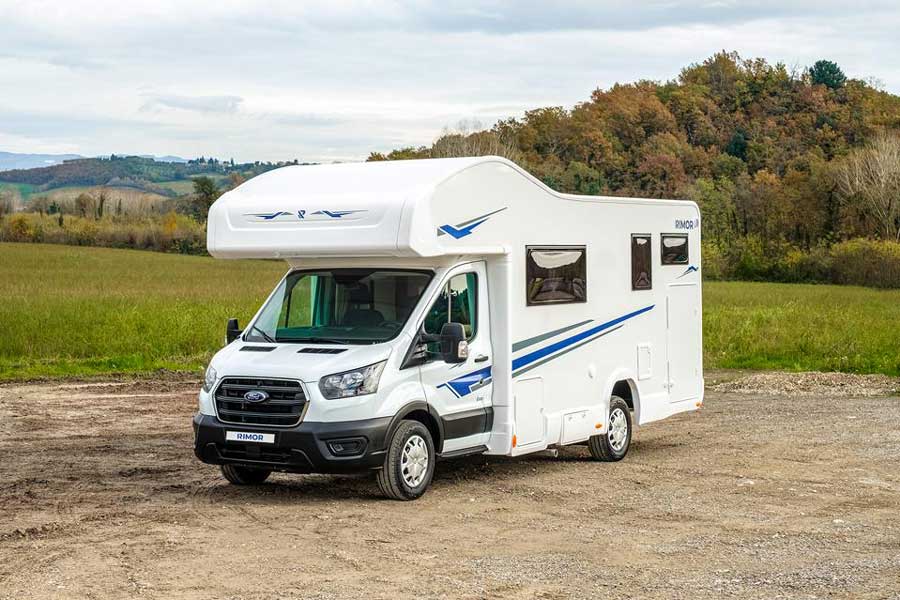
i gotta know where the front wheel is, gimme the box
[588,395,632,462]
[220,464,271,485]
[376,419,435,500]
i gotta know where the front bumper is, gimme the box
[193,413,391,474]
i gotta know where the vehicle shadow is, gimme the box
[192,445,601,505]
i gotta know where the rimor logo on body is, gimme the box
[243,209,367,222]
[225,431,275,444]
[675,217,700,230]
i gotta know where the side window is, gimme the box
[631,234,652,290]
[661,234,689,265]
[423,273,478,340]
[526,246,586,306]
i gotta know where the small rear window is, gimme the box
[631,234,652,290]
[661,234,689,265]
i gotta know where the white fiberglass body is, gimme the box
[197,156,703,477]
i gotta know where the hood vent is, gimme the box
[240,345,276,352]
[297,347,346,355]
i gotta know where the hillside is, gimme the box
[0,151,83,170]
[370,52,900,281]
[0,154,296,196]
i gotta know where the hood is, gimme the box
[209,339,396,384]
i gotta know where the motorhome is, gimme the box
[193,156,703,500]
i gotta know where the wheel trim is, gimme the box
[608,407,628,452]
[401,434,429,487]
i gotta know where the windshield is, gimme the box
[244,269,433,344]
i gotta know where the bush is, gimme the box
[773,244,832,283]
[0,213,206,255]
[830,239,900,288]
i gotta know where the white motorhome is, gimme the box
[194,156,703,500]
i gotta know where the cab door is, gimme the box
[418,262,493,454]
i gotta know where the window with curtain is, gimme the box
[526,246,587,305]
[631,234,652,290]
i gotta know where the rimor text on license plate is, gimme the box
[225,431,275,444]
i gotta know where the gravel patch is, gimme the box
[710,371,900,397]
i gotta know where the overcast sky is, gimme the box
[1,1,898,163]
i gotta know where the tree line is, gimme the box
[369,52,900,286]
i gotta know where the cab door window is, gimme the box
[423,273,478,345]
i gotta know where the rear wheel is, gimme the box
[588,395,632,462]
[220,464,271,485]
[376,419,435,500]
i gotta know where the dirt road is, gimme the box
[1,375,898,599]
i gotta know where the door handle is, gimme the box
[474,354,490,363]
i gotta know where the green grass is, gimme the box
[0,182,37,200]
[704,281,900,375]
[1,243,898,380]
[0,243,285,380]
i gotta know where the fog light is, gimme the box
[327,438,366,457]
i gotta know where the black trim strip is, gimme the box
[440,407,493,439]
[439,445,488,459]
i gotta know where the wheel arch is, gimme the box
[386,401,444,453]
[602,369,641,425]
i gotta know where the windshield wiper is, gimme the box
[248,324,276,344]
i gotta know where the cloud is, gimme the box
[140,94,243,114]
[0,1,898,162]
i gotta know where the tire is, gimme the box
[588,395,632,462]
[376,419,435,501]
[220,464,271,485]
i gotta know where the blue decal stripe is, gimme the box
[440,365,492,398]
[512,305,654,374]
[437,305,653,395]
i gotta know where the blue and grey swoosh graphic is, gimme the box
[437,305,653,397]
[437,207,508,239]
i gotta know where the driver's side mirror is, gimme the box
[226,318,242,345]
[438,322,468,364]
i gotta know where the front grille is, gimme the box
[218,443,294,464]
[214,377,306,427]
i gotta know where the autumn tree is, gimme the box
[835,135,900,241]
[192,176,221,220]
[809,60,847,90]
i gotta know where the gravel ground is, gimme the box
[711,371,900,397]
[0,373,899,599]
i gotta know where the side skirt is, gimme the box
[438,445,488,460]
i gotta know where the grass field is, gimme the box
[1,242,898,380]
[0,182,37,200]
[0,243,284,379]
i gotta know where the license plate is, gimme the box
[226,431,275,444]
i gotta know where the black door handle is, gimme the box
[474,355,489,363]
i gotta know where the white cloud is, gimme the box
[0,1,897,162]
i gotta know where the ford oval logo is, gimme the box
[243,390,269,403]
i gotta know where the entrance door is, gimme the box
[419,262,494,453]
[666,283,701,403]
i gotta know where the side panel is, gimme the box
[513,377,544,447]
[430,162,704,455]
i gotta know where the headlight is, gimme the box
[319,361,386,399]
[202,364,218,393]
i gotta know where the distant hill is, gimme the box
[0,155,299,197]
[137,154,188,163]
[0,152,83,170]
